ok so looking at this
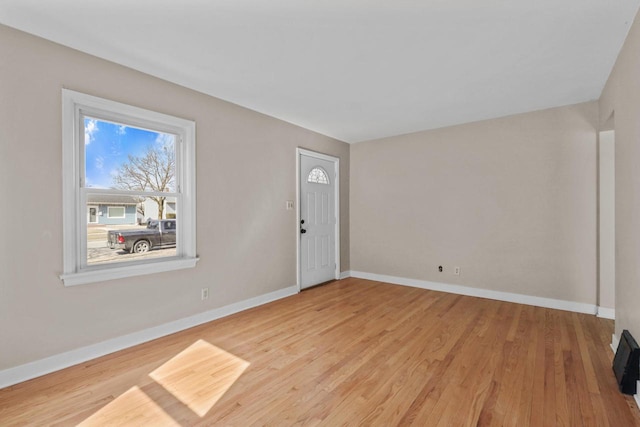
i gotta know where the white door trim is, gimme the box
[87,205,99,224]
[296,148,340,291]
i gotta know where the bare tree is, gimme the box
[113,144,175,220]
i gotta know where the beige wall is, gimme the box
[4,10,636,374]
[598,130,615,311]
[599,9,640,339]
[351,102,598,304]
[0,24,349,370]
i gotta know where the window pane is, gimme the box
[307,167,329,184]
[86,195,178,266]
[84,117,176,192]
[107,206,125,218]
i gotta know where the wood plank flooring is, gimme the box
[1,278,639,426]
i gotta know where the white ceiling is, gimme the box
[1,1,639,143]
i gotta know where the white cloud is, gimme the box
[155,133,175,150]
[95,156,104,170]
[85,119,99,144]
[117,125,126,135]
[111,145,121,156]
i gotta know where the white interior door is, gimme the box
[299,151,338,289]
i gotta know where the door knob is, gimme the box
[300,229,307,234]
[300,219,305,224]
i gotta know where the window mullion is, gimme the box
[84,188,178,199]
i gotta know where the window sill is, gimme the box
[60,257,199,286]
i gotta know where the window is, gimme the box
[107,206,126,219]
[61,90,198,286]
[307,167,329,184]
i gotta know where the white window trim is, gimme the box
[61,89,198,286]
[107,206,126,219]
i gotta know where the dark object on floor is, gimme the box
[613,329,640,395]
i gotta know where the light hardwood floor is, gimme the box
[1,278,639,426]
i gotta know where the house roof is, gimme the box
[1,1,639,142]
[87,195,139,205]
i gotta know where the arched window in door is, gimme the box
[307,167,330,184]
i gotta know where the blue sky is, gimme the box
[84,117,174,189]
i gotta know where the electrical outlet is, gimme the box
[201,287,209,300]
[454,266,460,276]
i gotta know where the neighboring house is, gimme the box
[143,197,177,220]
[86,195,139,225]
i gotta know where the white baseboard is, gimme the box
[635,383,640,411]
[339,270,352,280]
[611,333,620,354]
[0,285,298,389]
[354,272,639,404]
[597,307,616,320]
[349,271,598,315]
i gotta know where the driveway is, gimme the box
[86,224,175,264]
[87,246,176,264]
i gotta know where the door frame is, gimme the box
[296,148,340,291]
[87,205,99,224]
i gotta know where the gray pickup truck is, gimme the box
[108,219,176,253]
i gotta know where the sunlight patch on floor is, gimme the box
[78,386,179,426]
[78,340,249,424]
[149,339,250,417]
